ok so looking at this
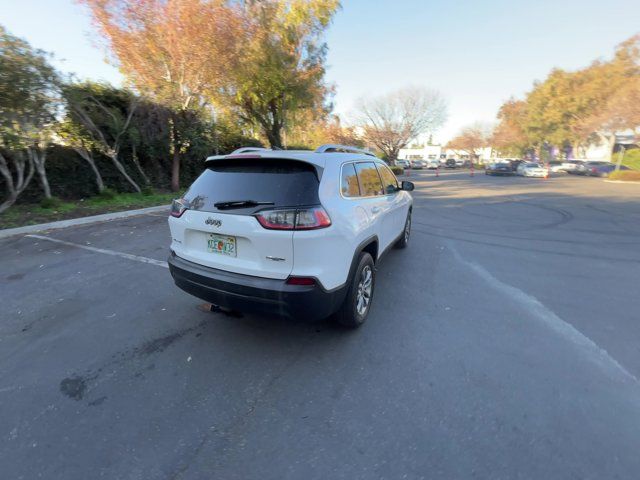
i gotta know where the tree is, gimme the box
[287,114,362,149]
[491,99,529,156]
[575,35,640,157]
[524,64,626,159]
[226,0,340,149]
[62,82,141,192]
[593,78,640,134]
[0,26,59,209]
[500,35,640,160]
[447,122,493,162]
[355,86,448,163]
[81,0,242,191]
[56,119,106,193]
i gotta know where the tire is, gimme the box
[395,210,411,249]
[334,252,375,328]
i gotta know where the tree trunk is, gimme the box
[169,114,181,192]
[109,152,141,193]
[131,144,150,185]
[386,146,400,164]
[0,151,35,213]
[171,148,180,192]
[73,147,105,193]
[266,123,283,149]
[29,146,51,199]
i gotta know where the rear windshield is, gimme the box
[184,159,320,214]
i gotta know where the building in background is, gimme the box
[398,143,443,161]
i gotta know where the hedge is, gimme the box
[1,134,262,205]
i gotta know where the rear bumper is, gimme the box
[168,253,347,321]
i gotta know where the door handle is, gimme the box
[372,207,381,214]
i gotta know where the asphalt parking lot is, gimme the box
[1,171,640,480]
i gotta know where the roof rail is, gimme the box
[315,144,376,157]
[230,147,272,155]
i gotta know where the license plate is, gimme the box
[207,234,237,257]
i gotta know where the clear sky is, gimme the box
[2,0,639,142]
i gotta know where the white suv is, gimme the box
[167,144,414,328]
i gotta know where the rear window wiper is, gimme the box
[213,200,275,210]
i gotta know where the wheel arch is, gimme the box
[346,235,379,284]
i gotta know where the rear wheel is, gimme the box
[334,252,375,328]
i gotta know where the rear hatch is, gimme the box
[169,158,321,280]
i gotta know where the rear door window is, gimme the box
[376,163,399,194]
[355,162,384,197]
[341,163,361,197]
[184,159,320,214]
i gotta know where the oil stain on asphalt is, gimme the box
[59,376,88,400]
[57,318,209,403]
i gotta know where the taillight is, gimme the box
[170,198,188,218]
[295,207,332,230]
[255,209,297,229]
[255,206,331,230]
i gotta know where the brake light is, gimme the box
[295,207,332,230]
[255,209,297,229]
[170,198,188,218]
[286,276,316,286]
[255,206,331,230]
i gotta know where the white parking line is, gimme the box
[449,243,639,385]
[25,234,169,269]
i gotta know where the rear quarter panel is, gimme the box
[291,160,376,291]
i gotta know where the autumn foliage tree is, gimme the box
[82,0,339,188]
[225,0,340,149]
[446,122,493,162]
[492,34,640,160]
[491,99,528,156]
[81,0,243,191]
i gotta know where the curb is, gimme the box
[0,204,170,239]
[603,179,640,184]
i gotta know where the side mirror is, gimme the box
[401,181,414,192]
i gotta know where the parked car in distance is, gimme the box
[571,161,609,175]
[167,145,414,328]
[509,159,525,172]
[485,162,514,176]
[445,158,457,169]
[557,160,577,172]
[411,159,426,169]
[396,159,411,169]
[517,162,548,177]
[548,160,567,173]
[587,163,627,177]
[563,159,589,173]
[426,159,440,169]
[568,160,589,174]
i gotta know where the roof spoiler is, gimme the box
[205,144,376,162]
